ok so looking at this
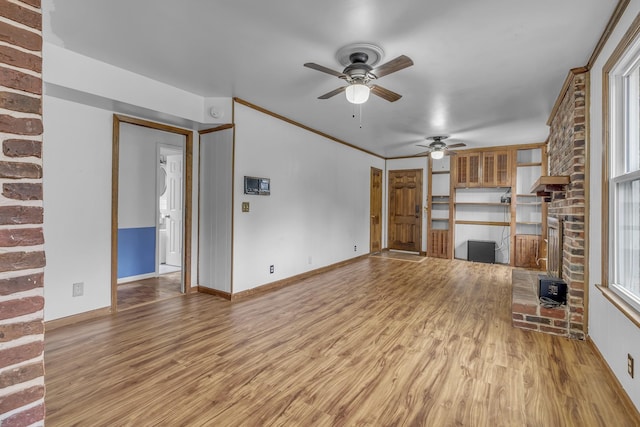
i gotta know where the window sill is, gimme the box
[596,285,640,329]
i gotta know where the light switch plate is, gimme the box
[242,202,250,212]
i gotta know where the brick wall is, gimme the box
[0,0,46,425]
[547,70,587,340]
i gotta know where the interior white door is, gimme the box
[165,153,183,267]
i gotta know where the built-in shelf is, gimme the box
[432,218,450,222]
[516,162,542,167]
[516,193,539,197]
[455,220,510,226]
[432,170,450,175]
[530,176,570,193]
[432,201,450,205]
[432,194,450,198]
[517,202,542,206]
[455,202,510,206]
[516,221,542,225]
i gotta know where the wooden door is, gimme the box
[388,169,422,252]
[370,167,383,253]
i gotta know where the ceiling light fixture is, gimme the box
[345,83,370,104]
[430,150,445,160]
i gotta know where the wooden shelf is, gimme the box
[432,170,450,175]
[431,202,450,205]
[517,202,542,206]
[455,220,510,226]
[516,221,542,225]
[431,218,449,222]
[516,162,542,167]
[516,193,539,197]
[432,194,450,198]
[455,202,510,206]
[530,176,570,193]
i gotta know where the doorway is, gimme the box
[388,169,423,252]
[111,115,193,312]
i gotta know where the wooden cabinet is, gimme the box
[482,151,510,187]
[455,151,509,188]
[514,234,541,268]
[428,229,449,259]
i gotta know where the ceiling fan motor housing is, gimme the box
[343,52,374,82]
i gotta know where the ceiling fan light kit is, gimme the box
[430,150,445,160]
[345,83,370,104]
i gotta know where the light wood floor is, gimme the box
[117,271,182,311]
[44,257,640,426]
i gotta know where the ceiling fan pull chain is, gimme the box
[359,104,363,129]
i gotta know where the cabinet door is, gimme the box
[481,151,510,187]
[482,152,497,186]
[515,234,541,268]
[428,229,449,259]
[454,155,468,188]
[467,153,481,187]
[495,151,511,186]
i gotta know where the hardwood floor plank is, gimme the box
[44,257,640,426]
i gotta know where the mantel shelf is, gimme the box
[530,176,570,194]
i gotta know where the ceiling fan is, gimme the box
[416,136,466,159]
[304,49,413,104]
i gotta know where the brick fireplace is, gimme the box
[511,69,587,340]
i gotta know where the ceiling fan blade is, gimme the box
[370,55,414,78]
[318,86,347,99]
[304,62,346,78]
[446,143,466,149]
[444,149,458,156]
[370,85,402,102]
[413,151,430,157]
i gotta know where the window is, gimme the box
[607,34,640,313]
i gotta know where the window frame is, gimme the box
[601,14,640,327]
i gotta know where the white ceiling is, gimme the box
[42,0,617,158]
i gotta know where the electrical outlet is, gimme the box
[354,245,357,252]
[72,282,84,297]
[270,265,274,274]
[628,354,634,378]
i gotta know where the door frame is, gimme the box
[111,114,193,312]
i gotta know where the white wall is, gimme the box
[119,123,184,228]
[199,129,233,292]
[43,96,113,320]
[589,0,640,411]
[386,157,429,253]
[232,103,385,293]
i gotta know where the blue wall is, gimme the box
[117,227,156,279]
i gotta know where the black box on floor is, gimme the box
[467,240,496,264]
[538,274,567,304]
